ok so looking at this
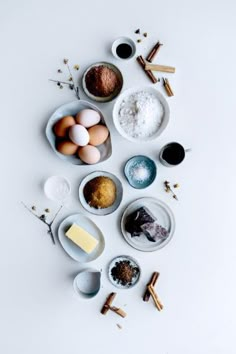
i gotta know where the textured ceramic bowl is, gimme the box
[111,37,136,60]
[108,255,141,289]
[82,62,123,102]
[79,171,123,216]
[46,100,112,165]
[113,86,170,142]
[73,268,101,299]
[124,155,157,189]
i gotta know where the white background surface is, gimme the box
[0,0,236,353]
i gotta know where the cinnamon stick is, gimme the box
[147,285,163,311]
[145,63,175,73]
[163,78,174,97]
[111,306,127,318]
[136,55,158,84]
[101,292,116,315]
[143,272,160,302]
[146,41,163,63]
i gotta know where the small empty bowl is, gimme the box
[73,268,101,299]
[44,176,71,201]
[124,155,157,189]
[111,37,136,60]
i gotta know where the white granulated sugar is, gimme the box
[118,91,164,139]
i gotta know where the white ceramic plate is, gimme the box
[79,171,123,216]
[121,197,175,252]
[58,214,105,262]
[108,255,141,289]
[113,86,170,142]
[46,100,112,165]
[82,62,123,102]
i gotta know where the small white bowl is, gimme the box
[44,175,71,201]
[111,37,136,60]
[73,268,101,299]
[113,86,170,143]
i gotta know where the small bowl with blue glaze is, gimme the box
[124,155,157,189]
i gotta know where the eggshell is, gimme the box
[75,109,100,128]
[78,145,101,164]
[69,124,89,146]
[53,116,75,138]
[56,140,78,155]
[88,125,109,146]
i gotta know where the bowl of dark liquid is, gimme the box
[112,37,136,60]
[159,142,185,167]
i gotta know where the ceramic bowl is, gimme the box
[46,100,112,165]
[79,171,123,216]
[111,37,136,60]
[44,175,71,201]
[73,268,101,299]
[124,155,157,189]
[108,255,141,289]
[82,62,123,102]
[113,86,170,142]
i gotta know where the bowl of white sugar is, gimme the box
[113,86,170,142]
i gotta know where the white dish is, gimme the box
[73,268,101,299]
[58,214,105,262]
[111,37,136,60]
[44,175,71,201]
[121,197,175,252]
[79,171,123,216]
[113,86,170,142]
[46,100,112,165]
[82,62,123,102]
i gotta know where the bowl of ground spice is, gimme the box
[108,255,141,289]
[82,62,123,102]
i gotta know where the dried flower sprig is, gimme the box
[164,181,179,201]
[49,58,80,100]
[21,202,63,244]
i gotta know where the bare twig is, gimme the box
[21,202,63,244]
[49,79,73,86]
[66,63,80,100]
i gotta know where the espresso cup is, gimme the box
[159,142,186,167]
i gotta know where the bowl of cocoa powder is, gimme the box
[82,62,123,102]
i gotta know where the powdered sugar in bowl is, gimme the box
[113,86,170,142]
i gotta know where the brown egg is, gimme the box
[53,116,75,138]
[56,140,78,155]
[88,125,109,146]
[78,145,101,164]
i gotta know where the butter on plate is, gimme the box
[65,223,98,254]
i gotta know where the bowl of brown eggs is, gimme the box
[46,101,112,165]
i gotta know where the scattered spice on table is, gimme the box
[49,58,80,99]
[164,181,178,200]
[111,260,139,286]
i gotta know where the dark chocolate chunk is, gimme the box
[125,207,156,237]
[141,222,169,242]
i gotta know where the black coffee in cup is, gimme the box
[159,142,185,166]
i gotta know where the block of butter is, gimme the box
[65,223,98,254]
